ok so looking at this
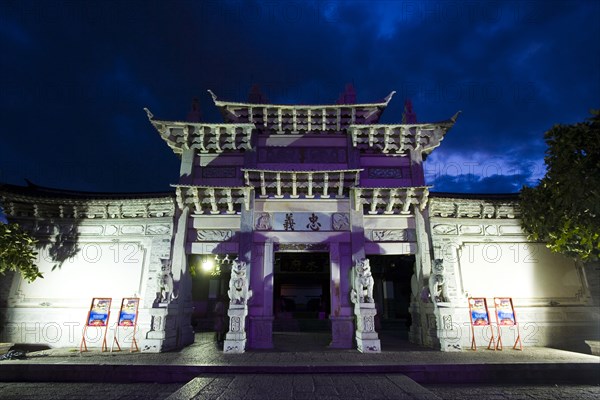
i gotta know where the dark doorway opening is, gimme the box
[368,254,415,348]
[273,252,331,333]
[189,254,232,333]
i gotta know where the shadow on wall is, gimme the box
[0,197,87,339]
[47,223,82,271]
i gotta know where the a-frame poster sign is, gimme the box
[80,297,112,352]
[494,297,523,351]
[111,297,140,352]
[468,297,496,351]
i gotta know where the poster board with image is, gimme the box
[494,297,523,350]
[80,297,112,352]
[112,297,140,352]
[467,297,496,350]
[118,298,139,326]
[494,297,516,326]
[468,297,491,326]
[86,297,112,327]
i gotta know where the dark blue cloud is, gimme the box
[0,0,598,193]
[430,173,533,194]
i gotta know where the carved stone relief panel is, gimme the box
[255,212,272,230]
[105,225,119,236]
[432,224,458,235]
[367,167,403,179]
[196,230,233,241]
[458,225,483,235]
[370,229,416,242]
[331,213,350,231]
[372,229,404,241]
[258,147,346,163]
[275,243,329,252]
[121,225,145,235]
[484,225,499,235]
[432,222,525,238]
[146,224,171,235]
[78,225,104,236]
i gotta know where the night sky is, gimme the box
[1,0,598,194]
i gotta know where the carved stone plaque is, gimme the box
[372,229,404,241]
[331,213,350,231]
[368,167,402,179]
[459,225,483,235]
[196,230,233,241]
[433,224,458,235]
[275,243,329,252]
[258,147,346,163]
[255,212,272,230]
[146,224,170,235]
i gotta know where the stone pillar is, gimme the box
[172,207,195,348]
[223,259,252,353]
[248,240,274,349]
[142,207,194,352]
[409,206,435,348]
[329,242,353,348]
[349,190,366,262]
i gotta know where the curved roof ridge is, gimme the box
[0,181,174,200]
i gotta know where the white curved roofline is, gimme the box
[207,90,396,108]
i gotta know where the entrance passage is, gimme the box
[273,252,330,333]
[369,254,415,349]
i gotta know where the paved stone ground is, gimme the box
[1,333,598,399]
[4,332,598,367]
[1,377,599,399]
[0,382,183,400]
[426,383,600,400]
[167,374,441,400]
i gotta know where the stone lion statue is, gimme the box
[228,259,252,305]
[158,259,177,303]
[351,258,374,304]
[428,259,448,305]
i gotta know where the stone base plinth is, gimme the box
[434,303,462,352]
[141,305,177,353]
[223,337,246,353]
[356,332,381,353]
[353,303,381,353]
[223,305,248,354]
[329,316,353,349]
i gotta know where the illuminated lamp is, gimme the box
[201,258,214,273]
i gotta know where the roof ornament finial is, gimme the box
[207,89,218,103]
[450,111,462,123]
[336,83,357,104]
[143,107,154,120]
[402,99,417,124]
[247,84,269,104]
[187,97,202,122]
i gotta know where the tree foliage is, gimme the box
[0,223,42,282]
[520,110,600,262]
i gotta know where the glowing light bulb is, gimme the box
[201,259,214,272]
